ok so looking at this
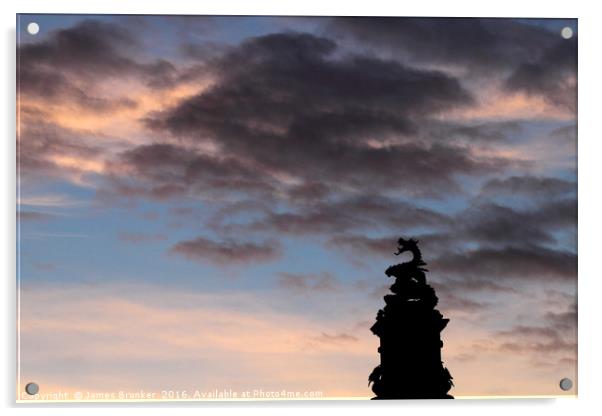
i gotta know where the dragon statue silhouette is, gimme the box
[369,237,454,399]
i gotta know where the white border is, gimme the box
[3,1,601,415]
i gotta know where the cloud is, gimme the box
[431,278,516,295]
[16,17,207,162]
[328,233,464,263]
[452,298,577,377]
[18,19,177,86]
[505,37,577,111]
[141,32,518,198]
[327,17,560,72]
[436,292,489,314]
[325,199,576,318]
[431,244,577,280]
[170,236,281,265]
[286,182,331,203]
[19,64,139,113]
[480,175,575,199]
[105,142,277,201]
[328,191,576,258]
[18,119,104,182]
[277,272,341,293]
[18,210,54,222]
[495,316,577,355]
[454,199,576,247]
[328,18,577,113]
[544,308,577,332]
[241,196,450,235]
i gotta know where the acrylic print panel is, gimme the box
[16,14,577,402]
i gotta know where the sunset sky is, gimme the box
[17,15,577,399]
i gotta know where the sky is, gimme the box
[16,15,577,400]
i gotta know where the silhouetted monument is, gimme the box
[369,238,453,399]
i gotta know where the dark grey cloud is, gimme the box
[436,292,488,313]
[19,65,139,113]
[17,19,184,113]
[480,175,575,199]
[459,300,576,367]
[550,124,577,141]
[21,20,137,74]
[544,301,577,332]
[170,236,281,265]
[432,278,516,295]
[243,196,451,235]
[286,182,331,203]
[326,190,576,296]
[98,179,188,202]
[327,18,559,71]
[505,36,577,111]
[105,143,277,201]
[328,189,576,259]
[328,233,510,310]
[17,19,187,182]
[18,118,103,180]
[454,199,576,247]
[143,32,516,198]
[432,244,576,280]
[325,233,455,267]
[19,19,177,83]
[328,17,577,111]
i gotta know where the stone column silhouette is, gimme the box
[368,238,453,399]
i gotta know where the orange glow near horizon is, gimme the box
[18,283,577,400]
